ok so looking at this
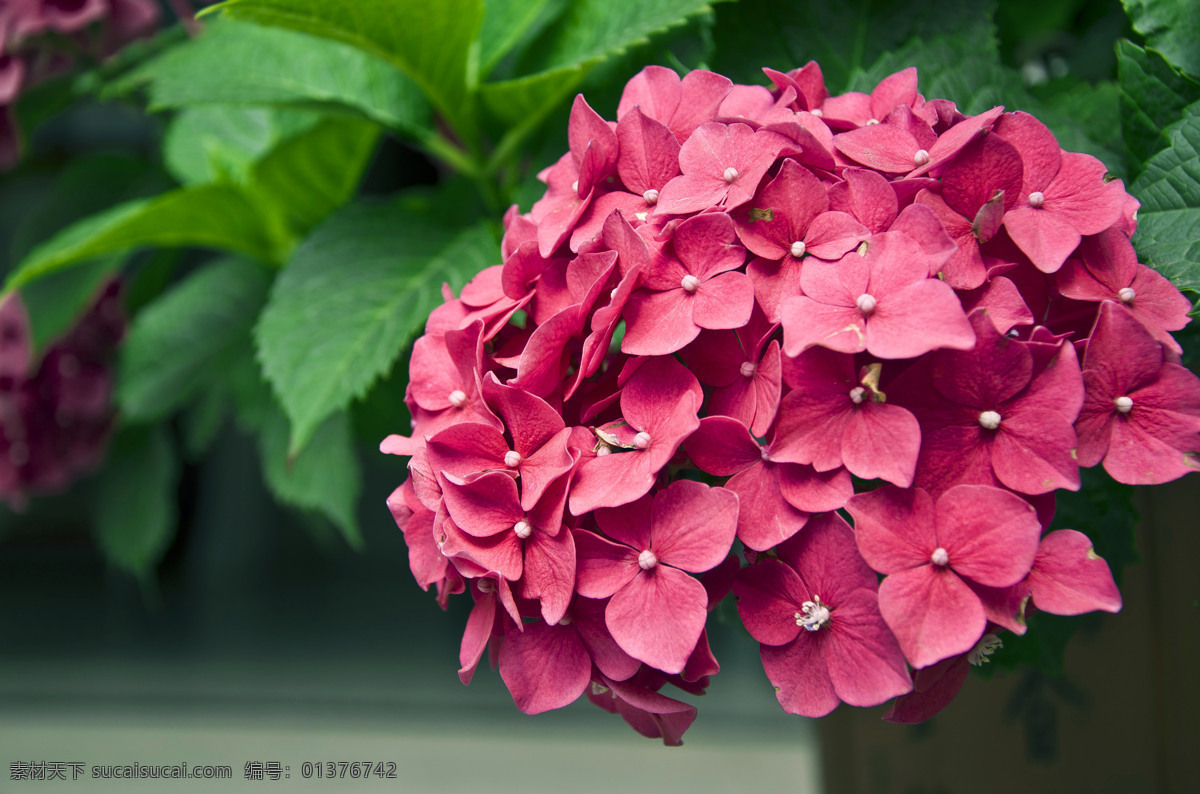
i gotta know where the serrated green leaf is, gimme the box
[260,406,363,548]
[94,425,180,578]
[482,0,718,128]
[1130,101,1200,294]
[1122,0,1200,79]
[477,0,561,79]
[118,258,273,422]
[1118,40,1200,172]
[248,116,381,234]
[210,0,484,133]
[5,185,282,291]
[256,196,497,456]
[163,105,320,187]
[115,19,431,135]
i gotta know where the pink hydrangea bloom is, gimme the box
[382,60,1197,739]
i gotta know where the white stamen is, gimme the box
[849,386,866,405]
[1115,395,1134,414]
[633,431,652,450]
[740,361,757,378]
[914,149,930,167]
[968,633,1003,666]
[448,389,468,408]
[642,189,659,204]
[723,167,739,183]
[856,293,877,314]
[931,547,950,567]
[595,445,613,456]
[866,118,880,125]
[794,595,831,631]
[558,615,573,626]
[811,108,824,118]
[790,240,806,258]
[610,288,619,300]
[680,274,701,293]
[634,211,648,222]
[979,410,1002,430]
[1028,191,1045,208]
[514,520,533,539]
[591,682,609,696]
[1118,287,1136,303]
[571,180,579,193]
[638,549,658,570]
[504,450,522,468]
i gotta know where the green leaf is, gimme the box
[118,258,274,423]
[1117,40,1200,173]
[115,19,431,135]
[8,153,169,263]
[256,195,497,456]
[94,425,180,579]
[209,0,484,133]
[711,0,993,92]
[248,116,381,234]
[6,185,282,291]
[163,105,320,187]
[260,406,363,549]
[477,0,565,79]
[481,0,719,127]
[1130,101,1200,295]
[1122,0,1200,78]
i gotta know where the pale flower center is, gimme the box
[1118,287,1136,303]
[1028,191,1045,208]
[811,108,824,118]
[914,149,930,167]
[790,240,806,258]
[643,189,659,204]
[513,520,532,539]
[680,274,701,293]
[968,633,1003,666]
[634,211,648,222]
[1115,395,1134,414]
[571,180,579,193]
[740,361,757,378]
[723,166,739,183]
[795,595,831,631]
[979,410,1002,430]
[448,389,468,408]
[931,547,950,567]
[504,450,522,468]
[633,431,652,450]
[849,386,866,405]
[638,549,658,570]
[856,293,877,314]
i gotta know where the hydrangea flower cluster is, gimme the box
[383,63,1200,743]
[0,281,125,508]
[1,0,160,168]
